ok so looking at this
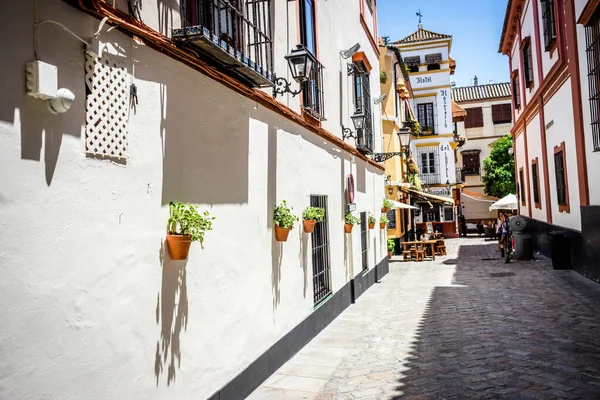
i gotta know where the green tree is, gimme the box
[482,134,515,198]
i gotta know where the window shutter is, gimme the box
[464,107,483,128]
[492,104,512,124]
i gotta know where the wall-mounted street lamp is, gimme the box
[340,43,361,59]
[446,180,451,195]
[273,44,316,98]
[342,111,366,140]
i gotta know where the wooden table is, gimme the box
[402,240,437,260]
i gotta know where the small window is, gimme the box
[464,107,484,128]
[353,62,373,154]
[541,0,557,51]
[519,168,526,205]
[443,206,454,222]
[512,71,521,109]
[462,151,480,175]
[532,158,541,207]
[409,65,419,73]
[427,63,440,71]
[522,38,534,88]
[492,104,512,124]
[310,195,331,303]
[417,103,435,133]
[299,0,325,120]
[553,143,569,212]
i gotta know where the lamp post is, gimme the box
[446,180,451,195]
[342,111,366,140]
[273,45,317,98]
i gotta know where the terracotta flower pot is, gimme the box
[382,207,390,213]
[388,250,393,259]
[303,220,317,233]
[422,130,432,135]
[166,234,192,260]
[380,222,386,229]
[344,223,353,233]
[274,224,291,242]
[368,223,375,229]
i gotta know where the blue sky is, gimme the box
[377,0,510,87]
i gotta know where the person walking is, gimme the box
[497,212,504,250]
[459,214,467,237]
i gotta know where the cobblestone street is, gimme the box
[248,237,600,399]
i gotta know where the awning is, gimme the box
[461,189,498,203]
[452,100,467,121]
[425,53,442,64]
[489,194,518,210]
[400,187,455,205]
[404,56,420,66]
[389,199,419,210]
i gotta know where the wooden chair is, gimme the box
[413,243,425,262]
[436,242,447,256]
[402,250,412,261]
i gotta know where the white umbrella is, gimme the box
[389,200,419,210]
[489,194,518,211]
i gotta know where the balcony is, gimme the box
[174,0,274,87]
[302,59,326,121]
[463,166,480,176]
[420,174,442,186]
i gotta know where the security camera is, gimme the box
[47,88,75,114]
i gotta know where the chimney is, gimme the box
[418,23,423,30]
[474,75,479,86]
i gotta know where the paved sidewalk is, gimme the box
[247,237,600,399]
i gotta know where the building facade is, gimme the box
[392,25,459,238]
[499,0,600,282]
[453,81,513,221]
[0,0,388,398]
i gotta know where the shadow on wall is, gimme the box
[155,240,189,386]
[157,0,177,36]
[0,0,84,186]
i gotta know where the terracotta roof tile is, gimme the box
[452,82,511,102]
[393,26,452,45]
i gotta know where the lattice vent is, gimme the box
[85,53,129,159]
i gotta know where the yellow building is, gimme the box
[378,43,415,240]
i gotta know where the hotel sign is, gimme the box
[415,76,432,84]
[440,89,449,129]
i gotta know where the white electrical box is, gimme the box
[26,61,58,100]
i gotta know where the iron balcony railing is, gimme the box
[455,167,465,184]
[420,174,442,186]
[463,166,481,176]
[174,0,274,87]
[302,58,326,121]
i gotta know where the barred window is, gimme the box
[512,72,521,109]
[532,159,541,206]
[519,168,526,204]
[585,11,600,151]
[464,107,483,128]
[353,62,373,154]
[553,142,569,213]
[492,104,512,124]
[462,150,480,175]
[417,103,435,132]
[541,0,557,51]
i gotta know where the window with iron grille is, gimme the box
[512,72,521,108]
[541,0,557,51]
[179,0,273,85]
[585,12,600,152]
[462,151,480,175]
[464,107,483,128]
[418,145,440,185]
[553,149,567,207]
[310,195,331,304]
[417,103,435,132]
[519,168,526,204]
[443,206,454,222]
[299,0,325,120]
[492,104,512,124]
[353,62,373,154]
[532,159,540,206]
[522,38,534,88]
[360,212,368,271]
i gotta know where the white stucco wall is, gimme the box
[543,78,581,230]
[0,1,384,399]
[575,0,600,205]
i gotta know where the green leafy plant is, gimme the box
[422,126,433,133]
[387,239,396,252]
[380,70,387,84]
[345,212,360,225]
[406,118,421,136]
[482,134,516,198]
[380,215,389,225]
[168,202,215,248]
[368,214,376,224]
[274,200,299,230]
[383,198,393,210]
[302,206,325,222]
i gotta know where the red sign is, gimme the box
[347,174,355,203]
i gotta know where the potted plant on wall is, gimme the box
[166,202,215,260]
[380,214,389,229]
[387,239,395,259]
[382,198,393,213]
[273,200,299,242]
[344,212,360,233]
[406,118,421,137]
[302,206,325,233]
[368,214,376,229]
[422,126,433,135]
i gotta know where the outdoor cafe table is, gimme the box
[401,240,438,261]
